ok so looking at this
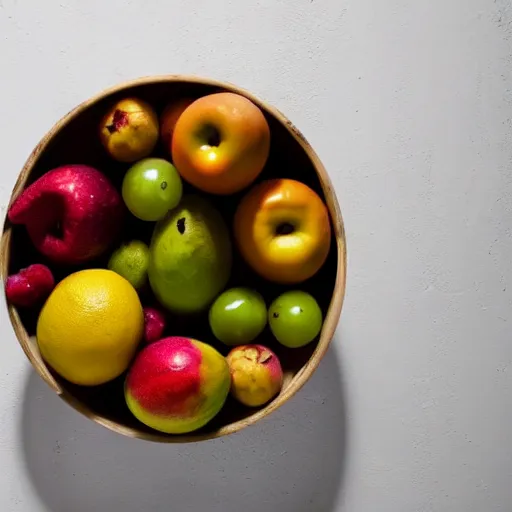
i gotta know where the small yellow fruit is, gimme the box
[99,97,159,163]
[37,269,144,386]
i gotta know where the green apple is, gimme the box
[268,291,322,348]
[209,287,267,346]
[122,158,182,221]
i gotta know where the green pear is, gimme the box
[148,195,232,313]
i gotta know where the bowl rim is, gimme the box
[1,74,347,443]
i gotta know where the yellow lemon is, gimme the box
[37,269,144,386]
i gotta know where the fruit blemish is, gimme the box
[177,217,186,234]
[106,109,129,133]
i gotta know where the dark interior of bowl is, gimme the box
[7,80,338,437]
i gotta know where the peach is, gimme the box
[172,92,270,194]
[226,344,283,407]
[125,336,230,434]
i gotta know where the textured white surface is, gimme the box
[1,0,512,510]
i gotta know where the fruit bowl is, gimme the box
[1,76,346,442]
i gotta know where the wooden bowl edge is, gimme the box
[0,75,348,443]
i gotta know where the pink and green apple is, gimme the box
[124,336,230,434]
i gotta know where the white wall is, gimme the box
[1,0,511,510]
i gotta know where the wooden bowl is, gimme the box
[1,76,347,442]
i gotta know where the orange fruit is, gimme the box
[234,179,331,283]
[36,269,144,386]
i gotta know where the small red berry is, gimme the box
[5,264,55,307]
[143,307,166,343]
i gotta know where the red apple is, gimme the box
[8,165,124,265]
